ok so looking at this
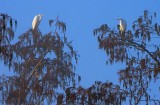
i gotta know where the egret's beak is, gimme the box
[39,14,43,17]
[117,19,122,20]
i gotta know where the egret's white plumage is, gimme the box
[117,19,127,33]
[32,14,43,30]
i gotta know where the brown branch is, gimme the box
[140,98,160,104]
[125,39,160,65]
[5,36,28,61]
[27,49,49,84]
[109,26,160,65]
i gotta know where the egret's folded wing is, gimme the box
[32,15,38,30]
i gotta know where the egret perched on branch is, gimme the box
[32,14,43,30]
[117,19,127,34]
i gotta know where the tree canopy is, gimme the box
[94,10,160,105]
[57,10,160,105]
[1,10,160,105]
[0,14,79,104]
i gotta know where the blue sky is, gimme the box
[1,0,160,90]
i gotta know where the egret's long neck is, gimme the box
[119,20,122,24]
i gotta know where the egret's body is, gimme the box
[32,14,43,30]
[118,19,127,33]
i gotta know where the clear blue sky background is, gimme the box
[1,1,160,104]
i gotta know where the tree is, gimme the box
[0,14,80,104]
[58,10,160,105]
[57,81,127,105]
[94,10,160,104]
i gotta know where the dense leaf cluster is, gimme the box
[57,81,127,105]
[0,14,79,104]
[1,10,160,105]
[93,10,160,104]
[59,10,160,105]
[0,14,17,68]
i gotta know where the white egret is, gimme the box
[32,14,43,30]
[117,19,127,33]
